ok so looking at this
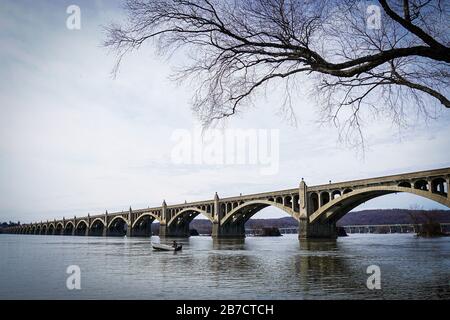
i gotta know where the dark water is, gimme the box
[0,234,449,299]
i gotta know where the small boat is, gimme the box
[152,242,182,251]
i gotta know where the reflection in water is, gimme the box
[291,240,373,299]
[212,238,246,250]
[298,239,339,251]
[0,234,449,299]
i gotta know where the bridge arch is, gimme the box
[75,220,88,229]
[55,223,63,235]
[47,223,55,235]
[107,216,128,229]
[320,192,330,206]
[63,221,75,235]
[414,179,428,191]
[310,192,319,212]
[132,212,160,228]
[167,207,213,227]
[75,220,88,236]
[220,199,298,226]
[431,177,447,196]
[309,185,450,224]
[89,218,105,236]
[331,190,341,200]
[131,212,160,237]
[89,218,105,229]
[107,216,128,236]
[398,181,411,188]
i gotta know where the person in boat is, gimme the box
[172,240,178,248]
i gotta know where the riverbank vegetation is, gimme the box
[408,209,447,237]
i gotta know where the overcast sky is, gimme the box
[1,0,449,224]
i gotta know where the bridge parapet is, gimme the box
[309,167,449,190]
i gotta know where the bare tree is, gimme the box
[104,0,450,146]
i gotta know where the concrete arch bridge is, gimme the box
[5,168,450,239]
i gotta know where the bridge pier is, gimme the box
[298,180,337,240]
[298,219,337,240]
[211,221,245,238]
[159,223,167,237]
[159,222,190,237]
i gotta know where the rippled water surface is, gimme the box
[0,233,449,299]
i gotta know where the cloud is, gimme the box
[0,0,448,223]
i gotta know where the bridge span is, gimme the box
[3,167,450,239]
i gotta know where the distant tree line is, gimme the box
[0,221,21,232]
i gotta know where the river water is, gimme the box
[0,233,449,299]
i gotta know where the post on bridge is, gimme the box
[212,192,221,238]
[86,213,91,236]
[298,179,337,240]
[158,200,168,237]
[102,210,108,236]
[126,207,133,237]
[211,192,246,238]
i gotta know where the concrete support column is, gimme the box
[103,211,108,237]
[158,200,169,237]
[211,221,220,238]
[127,207,133,237]
[298,178,337,240]
[298,219,337,240]
[214,192,220,222]
[162,200,167,222]
[86,214,91,237]
[72,216,76,236]
[159,222,167,237]
[212,196,245,239]
[211,192,239,238]
[299,179,307,219]
[126,226,132,237]
[212,221,245,238]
